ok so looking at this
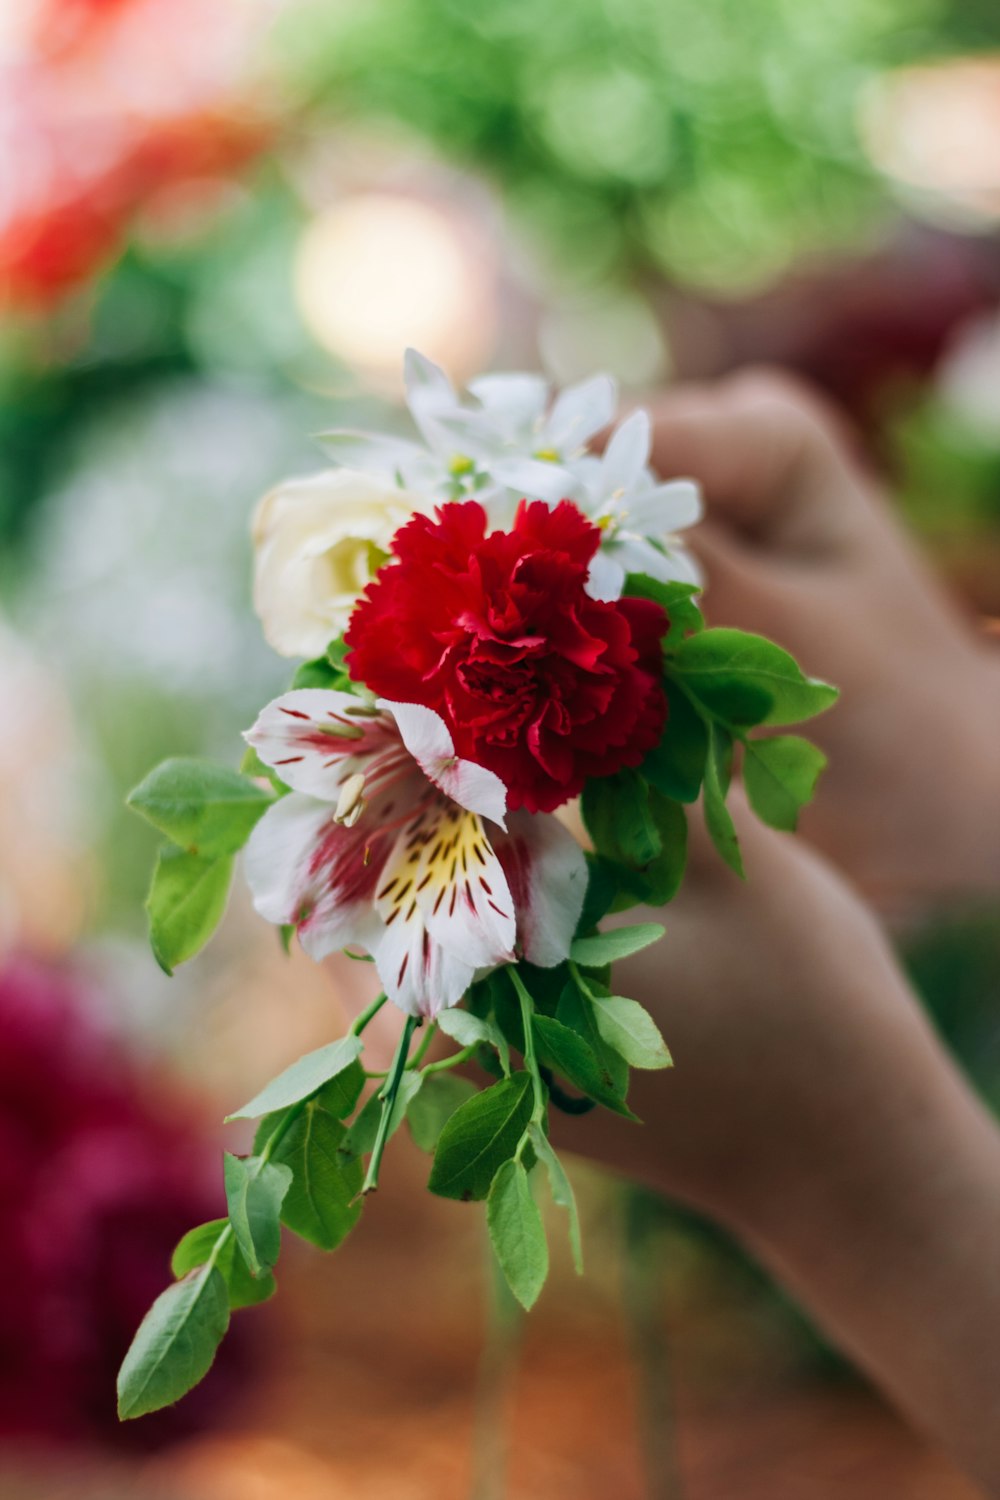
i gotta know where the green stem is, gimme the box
[366,1038,475,1082]
[350,991,388,1037]
[420,1042,476,1076]
[568,960,596,1002]
[506,967,546,1125]
[362,1013,418,1194]
[407,1020,437,1069]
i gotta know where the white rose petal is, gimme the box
[252,468,426,658]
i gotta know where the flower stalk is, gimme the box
[362,1013,419,1194]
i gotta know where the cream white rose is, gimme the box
[252,468,425,658]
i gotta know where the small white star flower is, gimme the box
[314,349,702,607]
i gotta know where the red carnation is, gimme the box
[345,499,668,813]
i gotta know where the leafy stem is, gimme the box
[205,1107,299,1275]
[568,960,597,1003]
[506,967,547,1127]
[366,1036,475,1081]
[362,1013,419,1194]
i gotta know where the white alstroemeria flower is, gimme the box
[572,409,704,602]
[243,690,587,1017]
[252,468,426,658]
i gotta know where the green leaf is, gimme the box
[226,1035,364,1121]
[270,1102,363,1251]
[170,1221,226,1280]
[533,1013,637,1118]
[703,724,745,877]
[642,682,709,803]
[577,855,620,934]
[223,1154,291,1276]
[239,746,291,797]
[146,846,234,975]
[591,995,672,1070]
[327,635,353,674]
[128,758,273,856]
[528,1125,583,1274]
[428,1072,534,1202]
[487,1160,549,1311]
[407,1073,479,1152]
[623,574,704,644]
[629,791,687,908]
[291,638,357,691]
[171,1221,275,1310]
[556,980,629,1098]
[316,1058,367,1118]
[570,923,665,968]
[582,769,661,868]
[339,1069,423,1160]
[581,777,687,911]
[117,1265,230,1419]
[712,720,734,795]
[669,629,838,727]
[291,656,344,690]
[438,1006,511,1076]
[744,735,827,832]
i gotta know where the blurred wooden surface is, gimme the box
[1,1138,984,1500]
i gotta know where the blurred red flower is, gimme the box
[346,499,668,813]
[0,0,272,311]
[0,956,251,1446]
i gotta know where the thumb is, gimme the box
[647,370,872,559]
[689,520,800,644]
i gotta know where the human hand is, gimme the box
[644,370,1000,907]
[566,802,1000,1491]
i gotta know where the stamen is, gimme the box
[335,772,367,827]
[315,721,365,740]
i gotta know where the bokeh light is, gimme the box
[293,193,497,387]
[862,57,1000,228]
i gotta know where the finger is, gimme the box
[687,521,800,643]
[646,369,875,556]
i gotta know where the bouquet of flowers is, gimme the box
[117,352,836,1419]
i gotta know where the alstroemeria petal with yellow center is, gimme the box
[243,691,518,1017]
[373,795,515,1015]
